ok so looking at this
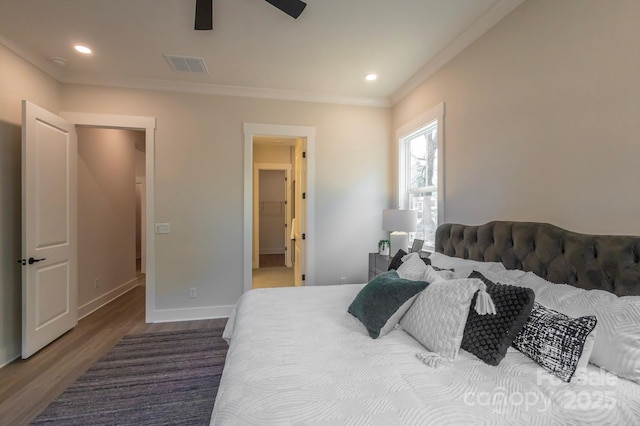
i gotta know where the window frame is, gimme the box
[395,103,445,250]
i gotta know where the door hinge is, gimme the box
[302,233,306,240]
[302,192,306,200]
[302,151,306,159]
[284,223,287,227]
[302,274,306,281]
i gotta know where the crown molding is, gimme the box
[0,33,63,81]
[390,0,525,106]
[1,32,390,107]
[1,0,523,111]
[0,33,389,108]
[61,73,391,108]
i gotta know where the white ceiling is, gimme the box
[0,0,522,106]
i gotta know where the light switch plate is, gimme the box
[155,223,171,234]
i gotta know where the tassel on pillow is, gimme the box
[474,282,496,315]
[416,351,452,368]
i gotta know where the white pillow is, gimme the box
[512,271,557,297]
[433,267,455,281]
[400,278,487,360]
[377,294,420,337]
[514,272,640,384]
[562,293,640,384]
[573,329,597,383]
[422,265,446,285]
[481,268,527,283]
[428,252,507,274]
[396,252,428,281]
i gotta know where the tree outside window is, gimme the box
[400,121,438,248]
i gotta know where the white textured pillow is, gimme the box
[422,265,446,285]
[400,278,486,360]
[429,252,507,274]
[514,273,640,384]
[396,252,428,281]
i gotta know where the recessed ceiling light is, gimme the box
[74,45,92,54]
[365,73,378,81]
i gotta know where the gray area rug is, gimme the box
[31,328,228,425]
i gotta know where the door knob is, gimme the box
[18,257,46,265]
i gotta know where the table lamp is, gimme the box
[382,209,417,256]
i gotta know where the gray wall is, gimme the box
[77,127,138,308]
[60,85,391,312]
[392,0,640,236]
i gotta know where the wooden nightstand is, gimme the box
[368,253,390,280]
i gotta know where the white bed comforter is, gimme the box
[210,285,640,426]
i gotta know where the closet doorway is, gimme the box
[252,162,293,289]
[243,123,315,292]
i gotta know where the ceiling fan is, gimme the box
[195,0,307,30]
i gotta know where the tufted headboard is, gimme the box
[435,221,640,296]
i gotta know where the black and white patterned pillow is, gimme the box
[461,271,535,366]
[512,302,597,382]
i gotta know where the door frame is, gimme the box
[136,177,146,274]
[253,164,292,269]
[61,112,157,322]
[243,123,315,292]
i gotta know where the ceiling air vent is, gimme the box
[164,54,209,74]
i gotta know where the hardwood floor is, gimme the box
[259,253,286,268]
[0,285,227,425]
[252,266,295,289]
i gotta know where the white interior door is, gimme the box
[293,139,307,286]
[21,101,78,359]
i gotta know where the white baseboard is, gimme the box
[148,305,234,323]
[0,352,20,369]
[78,277,140,320]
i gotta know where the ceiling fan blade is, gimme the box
[264,0,307,19]
[195,0,213,30]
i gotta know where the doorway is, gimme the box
[243,123,316,292]
[61,112,157,322]
[252,163,293,289]
[75,127,146,318]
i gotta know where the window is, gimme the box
[397,104,444,250]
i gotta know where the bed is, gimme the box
[211,221,640,425]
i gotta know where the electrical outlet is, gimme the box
[339,277,347,284]
[94,278,100,289]
[189,287,197,298]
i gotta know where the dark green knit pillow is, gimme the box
[348,270,429,339]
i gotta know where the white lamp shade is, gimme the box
[382,209,417,232]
